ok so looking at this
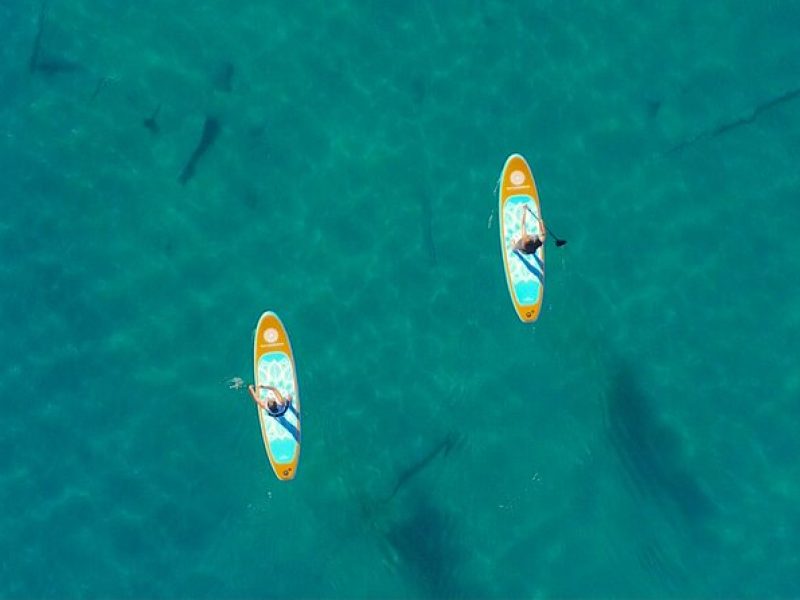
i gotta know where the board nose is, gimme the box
[502,154,532,189]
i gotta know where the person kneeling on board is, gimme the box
[512,205,545,254]
[248,384,291,418]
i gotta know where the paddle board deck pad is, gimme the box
[499,154,545,322]
[253,311,301,480]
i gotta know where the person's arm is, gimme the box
[525,205,546,239]
[511,206,528,251]
[248,384,265,409]
[535,211,546,239]
[258,384,285,405]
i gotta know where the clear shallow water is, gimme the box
[1,1,799,598]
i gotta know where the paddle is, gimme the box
[524,206,567,247]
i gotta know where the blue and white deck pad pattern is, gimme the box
[257,352,300,463]
[503,195,545,306]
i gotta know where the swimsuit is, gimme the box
[266,400,290,418]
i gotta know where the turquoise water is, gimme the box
[2,0,799,597]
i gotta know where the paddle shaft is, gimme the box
[524,206,567,246]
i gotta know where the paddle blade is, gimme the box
[555,239,567,247]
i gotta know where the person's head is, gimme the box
[524,237,541,253]
[267,397,279,412]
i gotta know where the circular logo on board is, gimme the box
[510,170,526,185]
[264,328,279,343]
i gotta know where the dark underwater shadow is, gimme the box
[347,432,493,599]
[384,432,463,503]
[384,493,478,600]
[605,363,716,528]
